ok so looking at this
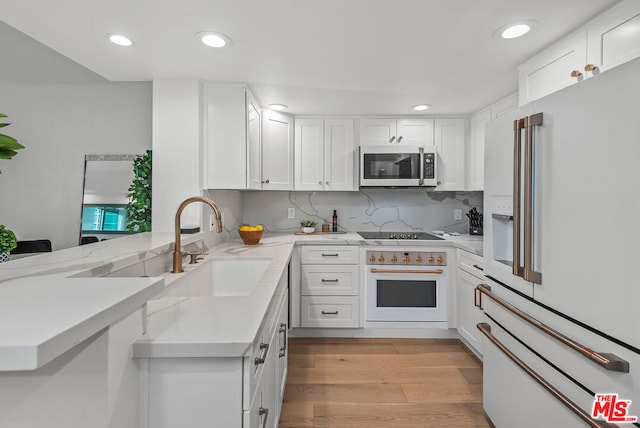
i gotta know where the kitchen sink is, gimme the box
[159,256,273,298]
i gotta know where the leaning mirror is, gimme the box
[79,154,136,244]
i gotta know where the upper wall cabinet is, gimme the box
[519,0,640,105]
[359,118,434,146]
[253,110,294,190]
[295,118,356,191]
[434,118,466,191]
[467,94,517,191]
[204,85,259,190]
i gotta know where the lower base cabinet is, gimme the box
[143,279,289,428]
[456,249,485,356]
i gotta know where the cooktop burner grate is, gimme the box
[357,231,444,240]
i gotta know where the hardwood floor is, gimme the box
[279,338,493,428]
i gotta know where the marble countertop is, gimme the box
[0,230,482,367]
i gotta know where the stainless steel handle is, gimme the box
[321,278,339,283]
[321,253,339,257]
[370,268,444,274]
[254,343,269,365]
[397,136,403,143]
[476,284,629,372]
[523,113,543,284]
[418,147,424,185]
[389,136,396,143]
[259,407,269,428]
[279,322,287,357]
[477,323,615,428]
[472,264,484,271]
[513,118,524,279]
[321,310,339,315]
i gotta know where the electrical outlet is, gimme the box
[454,209,463,221]
[288,207,295,219]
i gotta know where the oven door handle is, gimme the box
[370,268,443,274]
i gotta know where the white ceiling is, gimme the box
[0,0,619,115]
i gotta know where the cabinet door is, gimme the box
[324,119,355,191]
[294,118,324,191]
[396,119,434,146]
[457,269,484,355]
[467,109,490,191]
[587,0,640,74]
[434,118,466,191]
[276,296,288,418]
[204,85,248,189]
[262,110,294,190]
[247,94,262,190]
[358,118,397,145]
[518,29,587,105]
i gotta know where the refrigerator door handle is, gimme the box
[513,118,525,279]
[524,113,543,284]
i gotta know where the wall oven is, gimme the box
[365,250,448,328]
[360,145,437,187]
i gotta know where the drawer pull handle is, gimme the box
[321,253,339,257]
[279,322,287,357]
[254,343,269,365]
[259,407,269,428]
[370,268,443,274]
[321,278,339,283]
[321,310,339,315]
[472,264,484,271]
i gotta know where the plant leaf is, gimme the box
[0,134,25,151]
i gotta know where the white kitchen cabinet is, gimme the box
[254,110,294,190]
[456,249,485,356]
[145,270,289,428]
[294,118,356,191]
[519,0,640,105]
[434,118,466,191]
[299,245,360,328]
[247,97,262,190]
[204,85,260,189]
[586,0,640,74]
[358,118,434,146]
[467,93,517,191]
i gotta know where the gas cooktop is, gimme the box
[357,231,444,240]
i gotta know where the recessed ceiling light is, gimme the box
[196,31,232,48]
[412,104,431,111]
[107,34,133,47]
[268,104,288,111]
[493,20,538,40]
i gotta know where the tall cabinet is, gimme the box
[251,110,294,190]
[295,118,356,191]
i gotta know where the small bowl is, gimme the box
[238,229,264,245]
[302,227,315,234]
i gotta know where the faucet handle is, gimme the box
[185,251,208,264]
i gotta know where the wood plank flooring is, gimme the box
[279,338,493,428]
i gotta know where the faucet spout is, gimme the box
[172,196,223,273]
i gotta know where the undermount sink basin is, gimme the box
[160,256,272,297]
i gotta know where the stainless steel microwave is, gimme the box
[359,145,437,187]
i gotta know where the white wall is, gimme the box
[0,83,152,250]
[241,189,482,234]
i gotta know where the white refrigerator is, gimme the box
[481,57,640,427]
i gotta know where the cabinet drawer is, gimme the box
[457,250,484,278]
[301,296,359,328]
[300,246,358,264]
[302,265,358,296]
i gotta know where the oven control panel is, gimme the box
[366,250,447,266]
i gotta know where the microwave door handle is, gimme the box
[418,147,424,185]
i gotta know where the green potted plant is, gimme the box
[0,113,26,174]
[0,225,17,262]
[126,150,152,232]
[300,220,317,233]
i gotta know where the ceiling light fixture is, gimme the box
[411,104,431,111]
[493,20,538,40]
[107,34,133,47]
[196,31,232,48]
[268,104,288,111]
